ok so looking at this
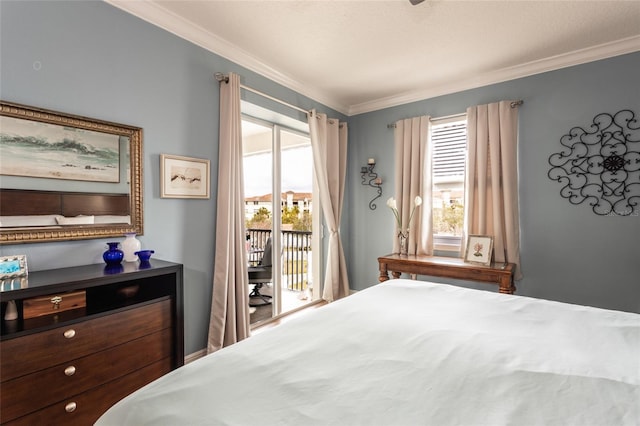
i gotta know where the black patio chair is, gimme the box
[248,237,272,307]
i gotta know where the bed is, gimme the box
[0,188,130,227]
[96,279,639,426]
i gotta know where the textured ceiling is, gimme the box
[107,0,640,115]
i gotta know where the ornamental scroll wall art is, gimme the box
[547,109,640,216]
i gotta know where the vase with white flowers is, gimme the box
[387,195,422,256]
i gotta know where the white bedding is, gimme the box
[96,280,639,426]
[0,214,130,227]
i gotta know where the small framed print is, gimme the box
[160,154,210,199]
[464,235,493,266]
[0,255,28,279]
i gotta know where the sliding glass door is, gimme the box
[242,117,320,325]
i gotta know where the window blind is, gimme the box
[432,120,467,182]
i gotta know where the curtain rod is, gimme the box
[387,100,524,128]
[215,72,308,115]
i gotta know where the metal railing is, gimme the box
[246,228,312,291]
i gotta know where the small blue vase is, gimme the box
[103,242,124,266]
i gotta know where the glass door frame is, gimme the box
[242,115,322,319]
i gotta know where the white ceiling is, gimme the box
[107,0,640,116]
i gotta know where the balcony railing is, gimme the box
[246,228,312,291]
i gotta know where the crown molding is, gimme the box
[348,35,640,116]
[105,0,350,115]
[106,1,639,117]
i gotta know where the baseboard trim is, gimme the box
[184,349,207,364]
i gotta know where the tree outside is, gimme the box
[246,206,311,232]
[433,200,463,235]
[246,207,271,230]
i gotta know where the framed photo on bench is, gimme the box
[464,235,493,266]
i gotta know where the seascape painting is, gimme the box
[0,115,120,182]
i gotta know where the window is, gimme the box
[431,115,467,253]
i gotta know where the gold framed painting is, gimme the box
[0,105,121,183]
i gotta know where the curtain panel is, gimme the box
[207,72,250,353]
[464,100,522,279]
[308,110,350,302]
[393,115,433,255]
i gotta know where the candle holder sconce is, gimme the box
[361,159,383,210]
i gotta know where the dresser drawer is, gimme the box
[4,358,173,426]
[1,328,171,423]
[1,298,171,382]
[22,290,86,319]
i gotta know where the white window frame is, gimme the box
[430,113,467,254]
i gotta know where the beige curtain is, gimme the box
[207,72,250,353]
[308,110,349,302]
[393,115,433,255]
[464,100,522,279]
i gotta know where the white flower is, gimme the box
[386,197,397,210]
[387,197,401,229]
[387,195,422,231]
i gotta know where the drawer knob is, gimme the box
[63,329,76,339]
[51,295,62,309]
[64,365,76,376]
[65,402,77,413]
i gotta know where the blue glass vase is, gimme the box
[103,242,124,266]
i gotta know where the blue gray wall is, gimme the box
[0,1,343,355]
[1,1,638,358]
[347,52,640,313]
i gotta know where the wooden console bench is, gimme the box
[378,254,516,294]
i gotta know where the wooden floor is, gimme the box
[249,283,316,325]
[249,302,273,323]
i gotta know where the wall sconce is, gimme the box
[361,158,383,210]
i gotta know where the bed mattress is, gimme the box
[96,279,639,426]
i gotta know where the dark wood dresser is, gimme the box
[0,259,184,425]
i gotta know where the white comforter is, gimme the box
[97,280,639,426]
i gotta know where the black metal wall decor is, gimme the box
[361,159,383,210]
[548,109,640,216]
